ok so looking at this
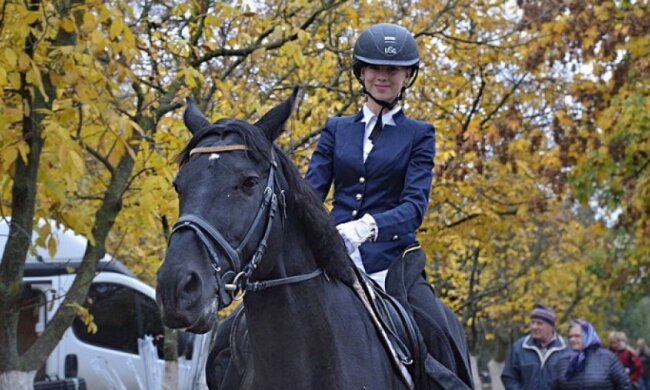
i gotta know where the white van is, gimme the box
[2,220,209,389]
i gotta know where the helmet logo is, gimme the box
[384,36,397,56]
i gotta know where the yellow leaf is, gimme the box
[27,62,48,102]
[69,150,86,174]
[0,67,6,87]
[183,67,196,88]
[18,53,30,72]
[8,72,21,89]
[90,29,106,49]
[250,48,266,61]
[628,37,649,58]
[82,13,97,34]
[122,26,135,48]
[0,146,18,170]
[47,236,57,258]
[4,48,17,68]
[66,303,98,334]
[465,119,481,141]
[60,18,76,33]
[110,18,123,40]
[35,224,49,248]
[23,11,40,24]
[49,71,62,87]
[293,51,305,67]
[57,142,68,162]
[583,26,598,49]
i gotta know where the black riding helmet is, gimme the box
[352,23,420,101]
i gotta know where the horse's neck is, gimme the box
[242,274,357,378]
[255,217,318,280]
[243,226,348,360]
[239,221,405,389]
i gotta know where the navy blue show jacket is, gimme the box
[305,110,436,274]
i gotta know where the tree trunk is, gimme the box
[163,326,178,390]
[470,354,483,389]
[164,360,178,390]
[0,0,53,373]
[0,0,152,378]
[0,370,35,390]
[488,359,505,390]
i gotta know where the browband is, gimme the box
[190,145,248,156]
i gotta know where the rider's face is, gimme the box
[361,65,411,102]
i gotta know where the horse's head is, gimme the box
[156,90,298,332]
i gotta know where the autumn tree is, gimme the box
[0,0,351,387]
[516,0,650,296]
[2,0,646,388]
[419,1,649,380]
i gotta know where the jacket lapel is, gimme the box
[365,110,406,168]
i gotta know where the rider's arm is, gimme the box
[372,124,435,241]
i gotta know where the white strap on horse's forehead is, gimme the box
[189,145,248,156]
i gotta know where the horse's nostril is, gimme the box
[178,271,202,298]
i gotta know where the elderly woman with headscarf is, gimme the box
[551,319,633,390]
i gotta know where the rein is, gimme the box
[170,144,322,308]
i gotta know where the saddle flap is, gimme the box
[359,273,421,366]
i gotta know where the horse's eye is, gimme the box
[242,175,259,189]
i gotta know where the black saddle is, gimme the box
[354,267,422,374]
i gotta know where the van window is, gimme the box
[18,284,47,381]
[18,285,44,354]
[73,283,164,357]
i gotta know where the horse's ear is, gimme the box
[183,97,213,134]
[254,87,299,141]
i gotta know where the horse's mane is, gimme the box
[177,118,355,286]
[273,148,356,286]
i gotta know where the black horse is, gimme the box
[156,90,417,389]
[156,90,473,389]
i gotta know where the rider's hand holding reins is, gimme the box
[337,214,378,254]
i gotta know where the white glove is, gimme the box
[337,214,377,254]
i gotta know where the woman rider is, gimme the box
[306,23,473,388]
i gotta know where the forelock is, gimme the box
[178,119,272,165]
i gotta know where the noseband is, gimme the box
[170,144,322,308]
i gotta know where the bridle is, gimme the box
[169,144,322,309]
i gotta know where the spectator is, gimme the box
[501,304,570,390]
[550,319,631,390]
[608,331,644,389]
[637,338,650,390]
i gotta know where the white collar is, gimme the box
[361,103,401,127]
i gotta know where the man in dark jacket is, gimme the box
[501,304,570,390]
